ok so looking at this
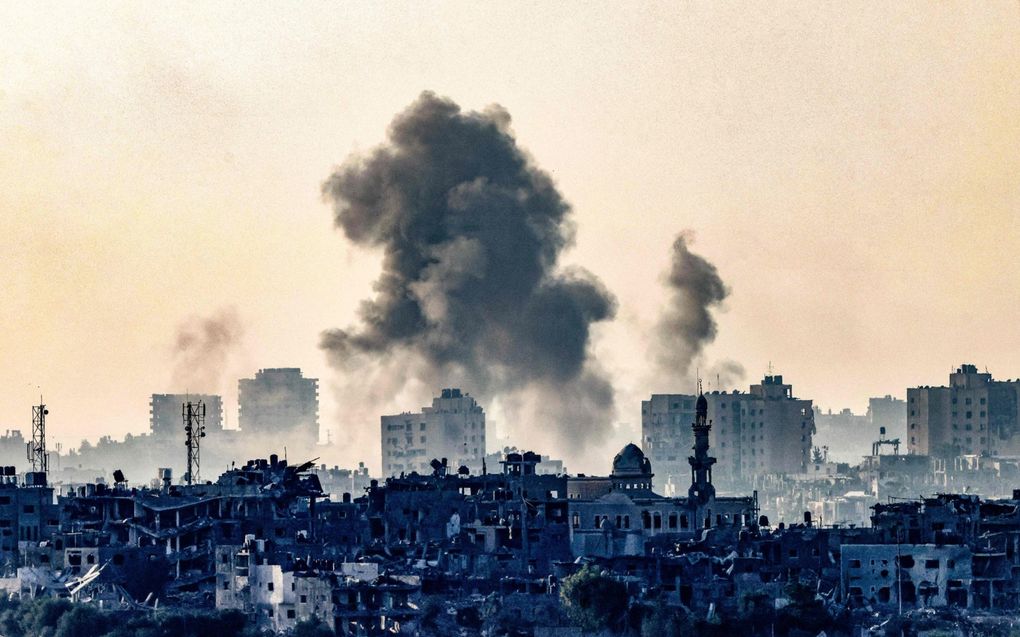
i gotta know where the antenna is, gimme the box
[28,396,49,474]
[183,400,206,485]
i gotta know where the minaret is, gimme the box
[688,385,716,505]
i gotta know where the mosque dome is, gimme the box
[612,443,652,478]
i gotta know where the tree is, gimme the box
[640,604,691,637]
[560,564,628,633]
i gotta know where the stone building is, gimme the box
[149,394,223,439]
[640,394,697,495]
[238,368,319,452]
[568,394,757,558]
[380,388,485,477]
[703,374,815,486]
[907,364,1020,457]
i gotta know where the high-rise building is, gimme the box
[640,394,697,495]
[907,364,1020,457]
[149,394,223,439]
[704,374,814,485]
[238,368,319,448]
[380,388,485,477]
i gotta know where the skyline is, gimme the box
[2,3,1019,473]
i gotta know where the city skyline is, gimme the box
[2,3,1019,474]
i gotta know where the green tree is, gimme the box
[560,564,628,634]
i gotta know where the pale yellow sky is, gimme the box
[1,2,1018,472]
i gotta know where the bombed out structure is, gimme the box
[4,389,1020,635]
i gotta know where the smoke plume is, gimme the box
[170,307,244,394]
[321,92,616,462]
[653,232,736,387]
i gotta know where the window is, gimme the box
[223,581,229,590]
[925,559,939,569]
[22,505,34,514]
[300,595,308,603]
[267,582,274,591]
[287,610,296,619]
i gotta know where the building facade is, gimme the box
[238,368,319,450]
[149,394,223,439]
[380,389,485,477]
[868,394,907,441]
[569,394,757,558]
[640,394,697,495]
[704,374,814,486]
[907,364,1020,457]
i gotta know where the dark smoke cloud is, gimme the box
[321,92,616,460]
[705,359,746,392]
[171,307,243,394]
[653,232,736,387]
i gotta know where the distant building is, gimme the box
[238,369,319,449]
[907,364,1020,457]
[704,374,815,485]
[380,389,485,477]
[640,394,697,494]
[568,394,757,558]
[868,395,907,440]
[149,394,223,439]
[813,406,871,463]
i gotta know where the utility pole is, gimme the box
[183,401,206,485]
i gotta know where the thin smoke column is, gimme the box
[171,307,243,394]
[321,91,617,460]
[653,231,739,386]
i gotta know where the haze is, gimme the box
[1,2,1018,472]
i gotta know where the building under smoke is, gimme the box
[640,394,697,495]
[703,374,815,488]
[149,394,223,439]
[381,388,485,477]
[238,368,319,454]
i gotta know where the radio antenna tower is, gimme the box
[183,400,206,485]
[27,397,49,474]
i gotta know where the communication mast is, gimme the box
[27,397,49,474]
[183,400,206,485]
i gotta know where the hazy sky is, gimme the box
[1,2,1018,472]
